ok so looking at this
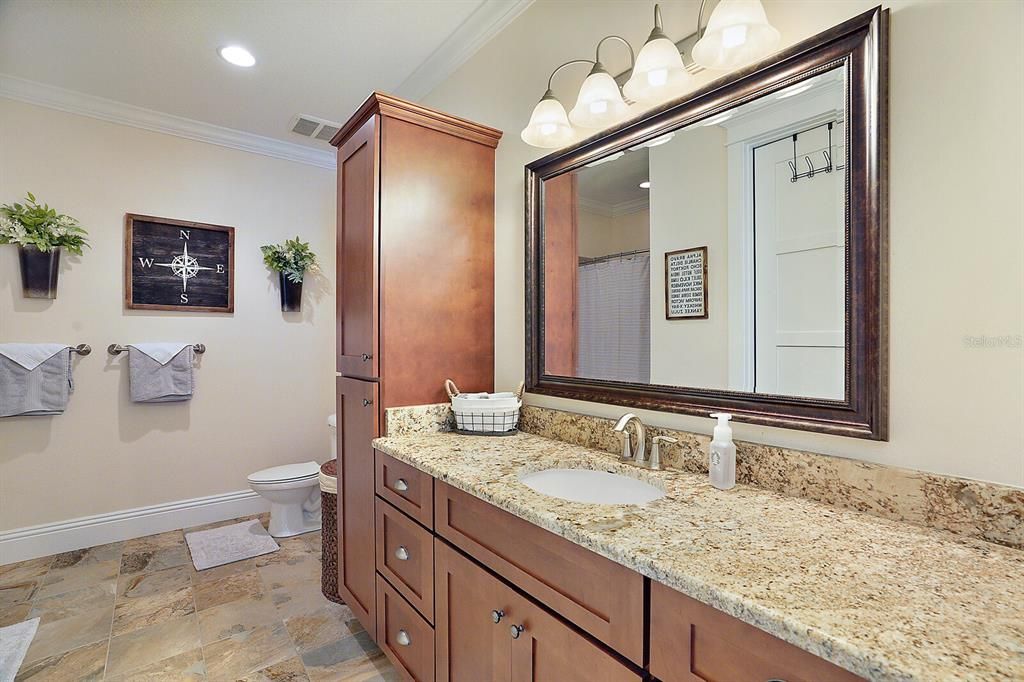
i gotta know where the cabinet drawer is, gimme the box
[434,481,644,665]
[376,498,434,622]
[377,576,435,682]
[650,582,864,682]
[376,450,433,529]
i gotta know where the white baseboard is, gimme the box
[0,490,270,565]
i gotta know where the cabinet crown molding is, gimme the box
[331,91,503,149]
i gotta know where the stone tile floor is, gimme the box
[0,514,399,681]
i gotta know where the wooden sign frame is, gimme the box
[124,213,235,313]
[664,246,709,320]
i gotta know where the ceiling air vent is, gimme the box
[289,115,341,143]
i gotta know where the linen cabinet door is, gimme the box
[337,114,380,378]
[336,375,379,634]
[435,540,511,682]
[509,593,640,682]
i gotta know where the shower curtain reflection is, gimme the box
[576,252,651,383]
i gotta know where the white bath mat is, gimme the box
[185,519,279,570]
[0,617,39,682]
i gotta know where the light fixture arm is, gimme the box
[695,0,712,39]
[545,58,596,94]
[594,35,635,73]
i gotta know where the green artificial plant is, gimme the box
[260,236,319,283]
[0,192,90,255]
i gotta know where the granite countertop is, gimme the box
[373,431,1024,682]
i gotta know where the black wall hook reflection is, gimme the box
[789,121,845,182]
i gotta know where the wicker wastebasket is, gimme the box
[319,460,344,604]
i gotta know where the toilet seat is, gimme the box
[248,461,320,485]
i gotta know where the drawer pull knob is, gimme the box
[361,353,372,361]
[491,609,505,624]
[395,545,410,561]
[396,629,411,646]
[510,624,525,639]
[394,478,409,492]
[362,398,373,407]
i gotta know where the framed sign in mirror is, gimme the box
[525,8,888,439]
[125,214,235,313]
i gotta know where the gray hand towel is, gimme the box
[0,344,73,417]
[128,345,194,403]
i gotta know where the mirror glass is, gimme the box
[542,67,846,399]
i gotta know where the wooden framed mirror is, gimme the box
[525,7,888,439]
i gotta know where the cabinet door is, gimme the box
[435,540,511,682]
[649,581,863,682]
[509,593,640,682]
[337,114,379,378]
[336,376,379,633]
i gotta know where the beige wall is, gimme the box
[649,126,729,388]
[0,100,336,530]
[578,206,650,258]
[422,0,1024,487]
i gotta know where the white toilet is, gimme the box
[247,414,335,538]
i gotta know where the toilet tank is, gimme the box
[328,413,337,460]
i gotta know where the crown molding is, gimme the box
[579,195,649,218]
[396,0,534,102]
[0,74,336,170]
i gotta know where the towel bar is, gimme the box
[107,343,206,355]
[71,344,91,356]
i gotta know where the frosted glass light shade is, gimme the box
[623,35,691,104]
[692,0,780,71]
[521,94,575,148]
[568,68,628,129]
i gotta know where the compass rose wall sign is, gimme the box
[125,214,234,312]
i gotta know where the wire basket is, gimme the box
[446,379,523,435]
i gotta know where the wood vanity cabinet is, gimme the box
[371,450,865,682]
[332,93,501,635]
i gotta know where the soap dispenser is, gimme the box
[708,413,736,490]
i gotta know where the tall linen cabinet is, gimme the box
[331,92,501,634]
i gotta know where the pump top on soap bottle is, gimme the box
[708,412,736,490]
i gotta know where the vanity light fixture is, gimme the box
[218,45,256,67]
[775,81,814,100]
[702,111,734,126]
[584,151,625,167]
[568,36,633,129]
[520,1,780,149]
[628,131,675,151]
[692,0,780,70]
[623,5,692,105]
[521,59,595,148]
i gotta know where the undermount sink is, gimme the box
[518,468,665,505]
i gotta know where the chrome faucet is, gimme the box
[613,413,647,465]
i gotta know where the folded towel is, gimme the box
[128,344,194,403]
[130,342,191,365]
[0,344,73,417]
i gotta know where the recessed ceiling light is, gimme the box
[776,81,813,100]
[639,181,651,189]
[219,45,255,68]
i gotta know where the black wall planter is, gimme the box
[280,273,303,312]
[19,245,61,299]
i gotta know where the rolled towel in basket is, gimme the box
[0,344,73,417]
[128,343,194,403]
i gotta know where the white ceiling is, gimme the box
[0,0,528,152]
